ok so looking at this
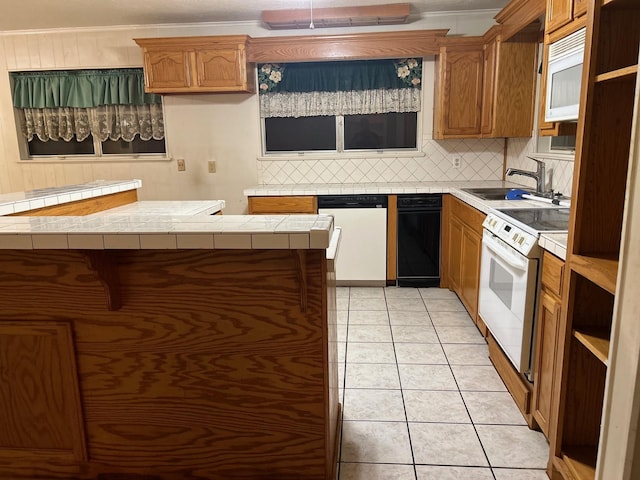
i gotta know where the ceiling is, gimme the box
[0,0,510,32]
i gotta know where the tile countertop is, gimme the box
[244,181,572,256]
[243,181,565,215]
[0,214,335,250]
[0,179,142,215]
[539,233,568,261]
[89,200,225,217]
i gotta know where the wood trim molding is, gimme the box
[494,0,546,41]
[248,29,449,63]
[262,4,411,30]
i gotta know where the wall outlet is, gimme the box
[452,156,462,169]
[177,158,186,172]
[208,161,216,173]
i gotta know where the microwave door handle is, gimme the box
[483,236,528,271]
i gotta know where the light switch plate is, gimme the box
[177,159,186,171]
[208,161,216,173]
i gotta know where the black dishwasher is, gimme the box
[396,194,442,287]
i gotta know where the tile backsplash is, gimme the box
[506,137,575,197]
[258,137,505,185]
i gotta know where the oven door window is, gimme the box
[489,259,513,309]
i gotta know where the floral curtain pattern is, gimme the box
[18,103,165,142]
[257,58,422,118]
[259,88,421,118]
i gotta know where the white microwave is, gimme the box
[545,27,586,122]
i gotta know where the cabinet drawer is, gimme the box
[449,195,485,234]
[541,251,564,297]
[248,196,317,214]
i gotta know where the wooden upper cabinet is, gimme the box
[546,0,574,34]
[483,30,538,138]
[434,45,484,139]
[573,0,587,19]
[135,36,255,94]
[436,27,538,140]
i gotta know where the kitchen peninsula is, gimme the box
[0,182,340,480]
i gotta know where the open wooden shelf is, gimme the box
[562,445,597,480]
[570,254,619,294]
[595,65,638,83]
[573,328,611,365]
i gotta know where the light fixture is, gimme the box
[262,3,411,30]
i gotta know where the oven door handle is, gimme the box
[483,235,528,271]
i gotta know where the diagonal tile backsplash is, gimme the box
[258,137,505,185]
[506,137,575,197]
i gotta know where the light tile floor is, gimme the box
[336,286,549,480]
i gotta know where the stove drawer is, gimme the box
[541,251,564,298]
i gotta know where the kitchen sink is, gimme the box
[461,187,531,201]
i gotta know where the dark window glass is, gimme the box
[344,113,418,150]
[28,135,95,155]
[265,116,336,152]
[102,136,166,154]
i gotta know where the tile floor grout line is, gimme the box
[336,286,350,477]
[383,287,419,480]
[430,301,498,480]
[339,287,547,479]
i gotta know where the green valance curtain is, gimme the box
[11,68,161,109]
[258,59,422,94]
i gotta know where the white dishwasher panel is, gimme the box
[318,207,387,285]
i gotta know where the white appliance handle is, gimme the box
[483,233,528,271]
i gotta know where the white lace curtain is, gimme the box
[259,88,421,118]
[18,103,165,143]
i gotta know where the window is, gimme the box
[11,69,166,159]
[264,112,417,153]
[258,59,422,155]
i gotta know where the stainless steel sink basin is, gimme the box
[461,187,531,201]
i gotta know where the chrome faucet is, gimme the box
[506,157,547,194]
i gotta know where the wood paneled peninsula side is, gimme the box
[0,213,340,480]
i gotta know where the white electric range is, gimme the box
[478,207,570,380]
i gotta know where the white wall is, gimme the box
[0,12,500,213]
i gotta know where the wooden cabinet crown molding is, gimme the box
[135,35,252,49]
[247,29,448,63]
[494,0,546,41]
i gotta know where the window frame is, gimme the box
[260,112,422,157]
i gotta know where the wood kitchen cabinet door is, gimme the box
[532,289,561,438]
[143,49,192,90]
[0,322,86,462]
[447,216,464,293]
[195,47,250,91]
[546,0,573,34]
[434,46,484,138]
[460,228,481,320]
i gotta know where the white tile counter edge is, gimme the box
[0,179,142,215]
[539,233,568,261]
[0,214,335,250]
